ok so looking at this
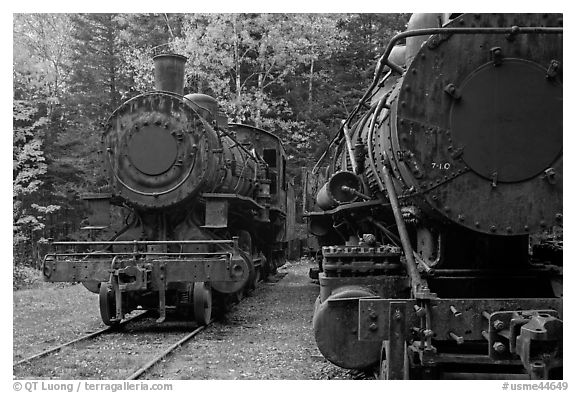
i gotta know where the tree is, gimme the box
[13,15,68,263]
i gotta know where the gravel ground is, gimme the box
[146,258,355,379]
[13,258,361,380]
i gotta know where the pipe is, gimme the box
[367,97,426,296]
[342,123,358,174]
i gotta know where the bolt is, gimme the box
[490,225,497,233]
[450,305,462,317]
[369,311,378,321]
[369,323,378,331]
[556,213,563,222]
[393,309,402,321]
[475,221,480,228]
[506,226,512,233]
[493,341,506,353]
[449,332,464,344]
[413,305,426,317]
[493,319,505,331]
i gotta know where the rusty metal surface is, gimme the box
[319,274,409,302]
[42,255,238,284]
[387,301,407,379]
[104,92,220,209]
[313,288,381,369]
[152,54,186,95]
[358,298,562,342]
[204,199,229,228]
[391,13,563,236]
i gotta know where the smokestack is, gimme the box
[153,53,187,95]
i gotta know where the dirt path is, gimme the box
[146,258,351,380]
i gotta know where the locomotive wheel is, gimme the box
[193,282,212,326]
[99,282,120,327]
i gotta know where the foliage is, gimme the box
[13,12,410,270]
[13,264,44,290]
[13,15,68,263]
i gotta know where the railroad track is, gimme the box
[13,312,148,368]
[13,312,211,380]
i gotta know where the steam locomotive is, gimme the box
[43,54,295,326]
[304,13,562,379]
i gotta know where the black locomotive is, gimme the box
[304,13,562,379]
[43,54,295,326]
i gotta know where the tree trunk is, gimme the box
[233,16,241,105]
[308,57,314,103]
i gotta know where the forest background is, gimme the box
[12,13,409,280]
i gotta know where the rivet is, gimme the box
[555,213,563,222]
[490,225,497,233]
[524,225,530,231]
[444,206,451,212]
[506,226,512,233]
[458,214,465,222]
[539,220,546,227]
[493,320,505,331]
[493,342,506,353]
[475,221,480,227]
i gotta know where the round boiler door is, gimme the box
[450,59,562,183]
[127,125,178,176]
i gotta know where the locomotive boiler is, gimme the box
[43,54,295,326]
[305,13,562,379]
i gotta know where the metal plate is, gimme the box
[127,125,178,175]
[358,298,562,342]
[450,59,562,183]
